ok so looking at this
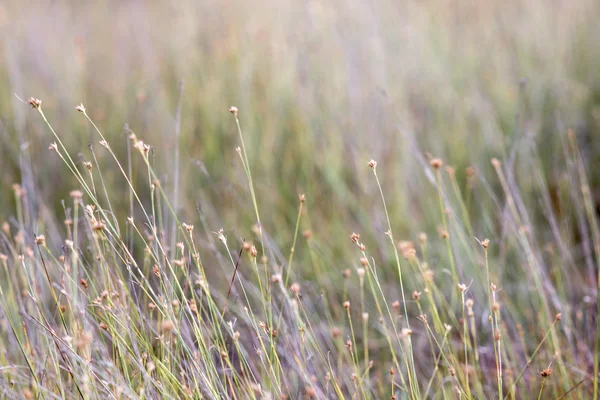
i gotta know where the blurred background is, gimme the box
[1,0,600,269]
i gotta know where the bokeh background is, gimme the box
[1,0,600,273]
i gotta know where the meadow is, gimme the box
[1,0,600,398]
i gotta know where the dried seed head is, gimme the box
[48,142,58,152]
[392,300,400,312]
[465,298,474,309]
[350,232,360,244]
[540,368,552,378]
[402,328,413,338]
[458,283,467,292]
[444,324,452,333]
[440,230,449,239]
[413,291,422,301]
[250,245,258,258]
[343,301,350,310]
[481,238,490,249]
[299,193,306,203]
[28,97,41,109]
[359,257,368,266]
[182,223,194,233]
[331,327,342,339]
[449,367,455,376]
[356,268,365,278]
[99,322,108,330]
[161,320,175,333]
[430,158,443,169]
[290,282,301,295]
[271,274,281,283]
[555,313,562,321]
[80,279,88,289]
[490,283,497,292]
[229,106,238,116]
[359,243,366,251]
[492,301,501,312]
[368,159,377,169]
[495,331,501,341]
[75,103,86,113]
[84,161,93,170]
[389,367,395,376]
[35,235,45,246]
[70,190,83,199]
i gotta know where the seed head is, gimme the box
[368,159,377,169]
[343,301,350,310]
[458,283,468,292]
[555,313,562,321]
[70,190,83,199]
[182,223,194,233]
[413,291,422,301]
[331,327,342,338]
[290,282,301,295]
[481,238,490,249]
[430,158,443,169]
[75,104,86,113]
[229,106,238,116]
[35,235,45,246]
[350,232,360,244]
[357,268,365,278]
[48,142,58,152]
[359,257,368,266]
[161,320,175,333]
[250,245,258,258]
[28,97,41,109]
[299,193,306,203]
[540,368,552,378]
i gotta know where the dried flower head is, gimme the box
[75,104,86,113]
[458,283,467,292]
[481,238,490,249]
[48,142,58,152]
[229,106,238,116]
[343,301,350,310]
[182,223,194,233]
[368,159,377,169]
[413,291,422,301]
[250,245,258,258]
[299,193,306,203]
[290,282,301,295]
[35,235,45,246]
[430,158,443,169]
[28,97,41,109]
[161,320,175,333]
[359,257,368,266]
[350,232,360,244]
[540,368,552,377]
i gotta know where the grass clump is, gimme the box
[0,96,598,399]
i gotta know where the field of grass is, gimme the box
[1,0,600,399]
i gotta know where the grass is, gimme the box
[1,0,600,398]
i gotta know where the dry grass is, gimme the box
[0,0,600,399]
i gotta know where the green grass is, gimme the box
[1,0,600,398]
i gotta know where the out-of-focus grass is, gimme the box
[0,0,600,398]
